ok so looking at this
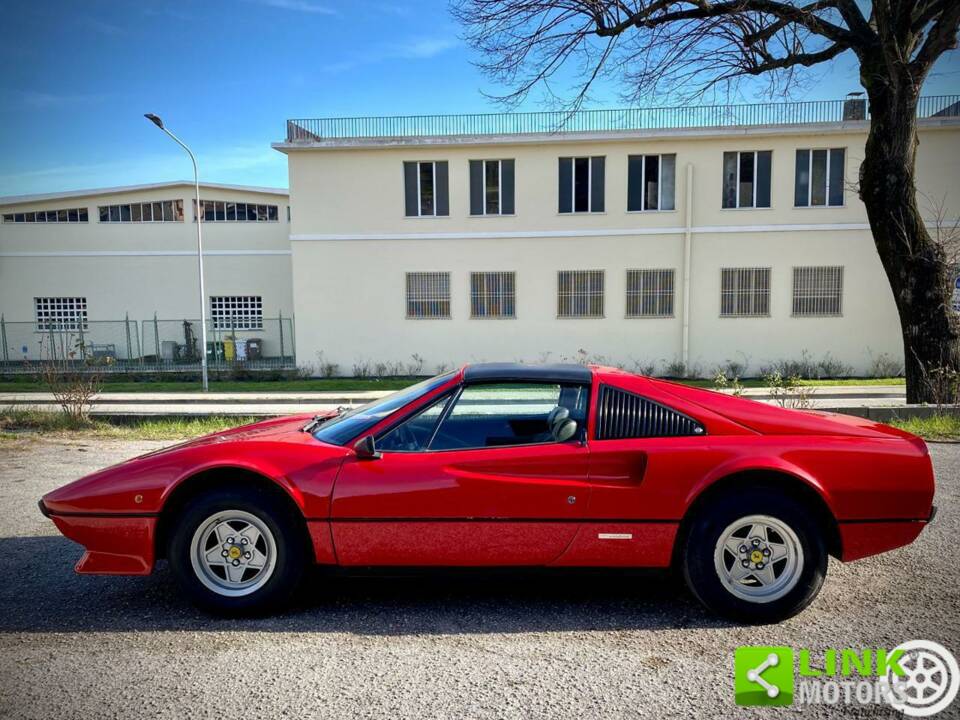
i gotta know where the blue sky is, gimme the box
[1,0,958,196]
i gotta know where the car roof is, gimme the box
[462,362,592,384]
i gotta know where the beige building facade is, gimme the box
[275,105,960,377]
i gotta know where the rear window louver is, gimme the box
[596,385,705,439]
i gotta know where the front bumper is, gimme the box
[39,500,156,575]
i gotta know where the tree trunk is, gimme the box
[859,73,960,404]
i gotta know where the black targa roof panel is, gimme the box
[462,363,592,384]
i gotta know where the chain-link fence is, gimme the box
[140,316,295,371]
[0,315,295,374]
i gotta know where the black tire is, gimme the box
[681,488,827,623]
[168,486,307,615]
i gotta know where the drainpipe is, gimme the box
[681,162,693,368]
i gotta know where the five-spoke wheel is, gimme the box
[169,487,306,614]
[683,488,827,623]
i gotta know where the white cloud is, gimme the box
[320,36,458,72]
[246,0,337,14]
[0,144,287,196]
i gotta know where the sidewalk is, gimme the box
[0,385,907,418]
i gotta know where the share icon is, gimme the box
[746,653,781,698]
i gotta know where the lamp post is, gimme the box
[144,113,209,391]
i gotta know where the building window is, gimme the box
[469,159,515,216]
[627,155,676,211]
[406,272,451,318]
[558,157,605,213]
[99,200,184,223]
[720,268,771,317]
[404,161,449,217]
[470,271,516,318]
[35,297,88,332]
[3,208,89,223]
[792,266,843,316]
[795,148,845,207]
[722,151,772,208]
[193,200,279,222]
[558,270,604,318]
[210,296,263,330]
[626,269,675,318]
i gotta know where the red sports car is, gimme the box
[40,363,936,622]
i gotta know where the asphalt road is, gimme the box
[0,436,957,719]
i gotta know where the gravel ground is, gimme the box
[0,435,957,719]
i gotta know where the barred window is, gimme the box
[35,297,88,332]
[626,269,675,318]
[792,266,843,316]
[558,270,604,318]
[99,200,183,223]
[720,268,771,317]
[210,296,263,330]
[4,207,88,223]
[406,272,451,319]
[194,200,279,222]
[470,271,516,318]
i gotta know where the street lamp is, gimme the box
[144,113,209,391]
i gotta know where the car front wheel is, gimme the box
[682,490,827,623]
[168,487,306,614]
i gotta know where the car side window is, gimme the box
[429,382,588,451]
[376,394,452,452]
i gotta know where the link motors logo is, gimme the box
[735,641,960,716]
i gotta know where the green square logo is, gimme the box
[734,646,794,706]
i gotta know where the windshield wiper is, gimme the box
[301,406,350,434]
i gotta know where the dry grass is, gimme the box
[0,407,258,441]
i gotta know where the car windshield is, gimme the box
[312,371,456,446]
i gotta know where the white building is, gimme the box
[2,98,958,377]
[0,182,294,369]
[275,98,960,377]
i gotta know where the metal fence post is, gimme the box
[290,313,296,368]
[153,313,160,371]
[0,314,8,364]
[124,313,133,363]
[278,311,285,364]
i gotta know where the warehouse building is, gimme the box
[0,182,293,370]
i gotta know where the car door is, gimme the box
[330,381,591,565]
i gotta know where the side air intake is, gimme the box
[596,385,705,439]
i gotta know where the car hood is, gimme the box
[652,379,923,442]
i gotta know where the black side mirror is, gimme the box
[355,435,381,460]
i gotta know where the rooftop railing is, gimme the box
[285,95,960,143]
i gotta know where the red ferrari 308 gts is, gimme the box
[40,363,936,622]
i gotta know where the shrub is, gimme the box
[315,352,339,378]
[867,350,904,378]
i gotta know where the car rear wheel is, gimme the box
[682,489,827,623]
[168,487,306,614]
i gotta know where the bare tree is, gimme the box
[452,0,960,403]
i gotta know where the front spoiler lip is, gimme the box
[38,499,51,518]
[929,505,938,524]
